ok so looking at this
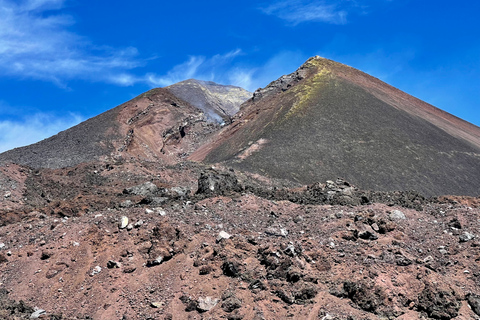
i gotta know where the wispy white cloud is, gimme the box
[0,112,83,153]
[259,0,390,25]
[0,0,143,86]
[260,0,348,25]
[145,49,244,87]
[142,50,307,92]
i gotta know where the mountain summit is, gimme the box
[166,79,251,123]
[191,56,480,196]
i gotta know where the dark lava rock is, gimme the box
[123,182,158,196]
[196,170,242,196]
[40,250,53,260]
[343,281,384,313]
[358,230,378,241]
[222,297,242,312]
[179,295,197,312]
[467,293,480,316]
[417,285,461,319]
[222,261,241,277]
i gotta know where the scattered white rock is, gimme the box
[145,208,154,214]
[154,208,167,216]
[4,191,11,198]
[134,220,144,228]
[30,308,46,319]
[150,301,164,308]
[90,266,102,276]
[216,231,231,243]
[119,216,129,229]
[438,246,448,255]
[389,210,406,221]
[126,224,133,231]
[197,296,219,312]
[0,243,5,249]
[459,232,475,243]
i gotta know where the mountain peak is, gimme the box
[192,57,480,197]
[166,79,251,123]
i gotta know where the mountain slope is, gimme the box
[191,56,480,197]
[0,88,216,168]
[166,79,252,123]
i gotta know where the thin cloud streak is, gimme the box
[144,49,245,88]
[260,0,348,25]
[259,0,391,25]
[143,50,307,92]
[0,0,143,86]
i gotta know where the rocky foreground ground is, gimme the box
[0,161,480,319]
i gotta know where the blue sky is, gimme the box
[0,0,479,152]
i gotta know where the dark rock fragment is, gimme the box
[222,261,241,277]
[343,281,384,313]
[196,170,242,196]
[222,297,242,312]
[467,293,480,316]
[417,285,461,319]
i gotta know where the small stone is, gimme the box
[197,296,219,312]
[389,210,406,220]
[90,266,102,276]
[134,220,144,228]
[4,191,11,198]
[217,231,231,243]
[30,308,46,319]
[123,266,136,274]
[119,216,129,229]
[371,223,379,232]
[126,224,133,231]
[119,200,133,208]
[145,209,154,214]
[155,208,167,216]
[6,251,11,256]
[107,260,121,269]
[438,246,448,255]
[459,232,475,243]
[150,301,164,308]
[0,243,5,249]
[222,297,242,312]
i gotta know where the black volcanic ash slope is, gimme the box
[192,56,480,197]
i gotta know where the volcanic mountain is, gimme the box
[2,57,480,319]
[166,79,252,123]
[191,56,480,197]
[0,81,250,169]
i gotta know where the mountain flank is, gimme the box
[0,87,222,169]
[191,56,480,197]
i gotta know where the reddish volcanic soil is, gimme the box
[0,162,480,319]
